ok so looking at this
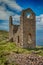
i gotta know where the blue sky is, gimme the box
[0,0,43,45]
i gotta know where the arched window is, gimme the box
[29,33,32,37]
[28,33,32,44]
[26,13,31,18]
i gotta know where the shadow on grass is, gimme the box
[24,47,43,51]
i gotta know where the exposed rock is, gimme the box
[6,53,43,65]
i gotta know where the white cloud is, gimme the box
[0,20,9,31]
[0,6,15,20]
[0,14,20,30]
[1,0,22,11]
[36,14,43,30]
[0,25,9,31]
[0,5,20,30]
[0,2,21,30]
[0,0,22,20]
[13,14,20,21]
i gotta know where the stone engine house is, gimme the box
[9,8,36,48]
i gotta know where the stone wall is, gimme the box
[9,8,36,48]
[9,16,13,41]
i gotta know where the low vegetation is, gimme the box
[0,30,8,42]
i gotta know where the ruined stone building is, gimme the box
[9,8,36,48]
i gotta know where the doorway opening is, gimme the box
[18,36,19,43]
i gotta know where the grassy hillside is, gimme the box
[0,30,8,42]
[0,30,43,65]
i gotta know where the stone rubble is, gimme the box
[6,53,43,65]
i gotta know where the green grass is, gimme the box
[0,41,30,54]
[0,40,43,56]
[0,30,8,42]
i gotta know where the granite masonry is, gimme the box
[9,8,36,48]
